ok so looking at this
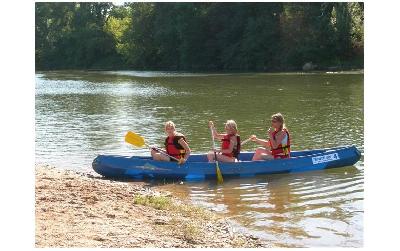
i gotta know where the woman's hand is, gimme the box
[250,135,258,142]
[268,127,274,137]
[178,158,186,165]
[208,121,214,128]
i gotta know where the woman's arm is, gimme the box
[178,138,191,162]
[251,135,271,148]
[268,131,285,149]
[212,130,225,140]
[209,121,224,140]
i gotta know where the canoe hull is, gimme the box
[92,146,361,180]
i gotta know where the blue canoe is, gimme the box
[92,145,361,180]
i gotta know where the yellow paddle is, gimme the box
[210,127,224,184]
[125,131,146,147]
[124,131,180,162]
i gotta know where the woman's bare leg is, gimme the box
[208,152,235,162]
[207,151,215,162]
[252,147,272,161]
[216,154,236,162]
[259,154,274,160]
[151,149,171,161]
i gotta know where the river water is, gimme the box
[35,70,363,247]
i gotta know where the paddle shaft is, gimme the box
[147,144,180,162]
[210,127,223,183]
[125,131,181,162]
[210,127,218,157]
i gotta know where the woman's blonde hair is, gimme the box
[164,121,176,130]
[271,113,286,130]
[225,120,238,134]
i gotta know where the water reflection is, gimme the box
[161,166,362,247]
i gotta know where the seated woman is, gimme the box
[251,113,291,160]
[207,120,241,162]
[151,121,191,164]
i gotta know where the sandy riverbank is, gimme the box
[35,165,267,248]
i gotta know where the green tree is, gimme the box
[35,2,363,71]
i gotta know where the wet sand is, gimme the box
[35,165,267,248]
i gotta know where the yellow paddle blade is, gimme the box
[215,162,224,184]
[125,131,146,147]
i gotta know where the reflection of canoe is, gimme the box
[92,146,361,180]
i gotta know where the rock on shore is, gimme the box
[35,165,267,248]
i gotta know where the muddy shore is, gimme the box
[35,165,267,248]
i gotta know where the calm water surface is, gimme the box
[35,70,363,247]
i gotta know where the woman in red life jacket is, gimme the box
[251,113,291,161]
[151,121,191,164]
[207,120,241,162]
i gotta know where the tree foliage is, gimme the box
[35,2,364,71]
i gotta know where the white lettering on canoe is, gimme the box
[312,153,340,164]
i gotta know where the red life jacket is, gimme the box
[270,128,291,159]
[221,134,241,158]
[164,135,186,159]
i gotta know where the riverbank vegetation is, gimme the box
[35,2,363,71]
